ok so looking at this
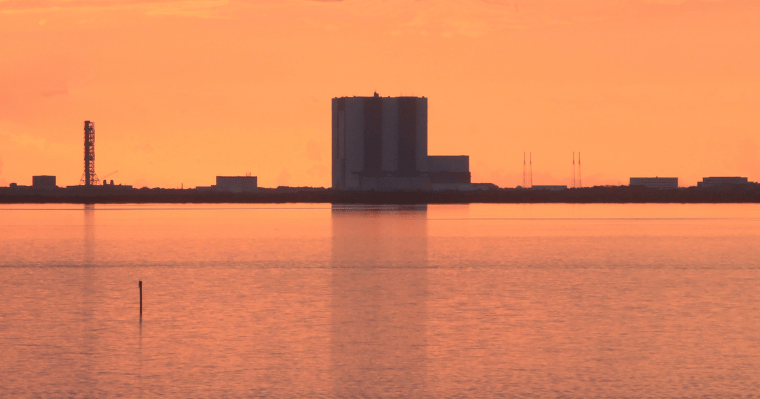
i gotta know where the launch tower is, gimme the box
[80,120,100,186]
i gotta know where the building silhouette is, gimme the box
[697,176,749,189]
[332,93,470,191]
[630,177,679,189]
[532,185,567,191]
[215,176,258,192]
[195,176,258,193]
[32,176,56,188]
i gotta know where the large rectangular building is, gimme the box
[697,176,749,188]
[629,177,678,189]
[215,176,258,192]
[332,93,470,191]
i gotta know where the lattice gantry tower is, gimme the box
[80,120,100,186]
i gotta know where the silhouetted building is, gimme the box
[630,177,678,189]
[215,176,258,193]
[697,176,749,189]
[332,93,470,191]
[532,185,567,191]
[32,175,56,188]
[427,155,471,189]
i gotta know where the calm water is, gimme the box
[2,203,760,398]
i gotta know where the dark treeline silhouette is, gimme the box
[1,184,760,204]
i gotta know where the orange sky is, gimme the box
[1,0,759,188]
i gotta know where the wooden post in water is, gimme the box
[139,280,143,318]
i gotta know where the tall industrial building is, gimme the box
[80,120,100,186]
[332,93,470,191]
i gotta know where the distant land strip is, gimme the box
[2,185,760,204]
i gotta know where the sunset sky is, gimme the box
[1,0,759,188]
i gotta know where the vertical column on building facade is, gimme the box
[397,98,417,175]
[381,98,399,173]
[332,98,346,189]
[363,96,383,174]
[415,97,428,173]
[344,98,364,189]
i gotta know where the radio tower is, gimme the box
[80,121,100,186]
[578,152,582,188]
[572,152,576,188]
[529,152,533,188]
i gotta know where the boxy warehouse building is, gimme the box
[32,175,57,188]
[697,177,749,188]
[215,176,258,193]
[629,177,679,189]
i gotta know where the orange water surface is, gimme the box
[1,203,760,397]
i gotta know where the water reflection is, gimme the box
[3,204,759,397]
[83,204,95,266]
[331,205,429,396]
[78,204,97,392]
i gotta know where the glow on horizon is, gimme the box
[1,0,759,189]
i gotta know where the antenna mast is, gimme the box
[579,152,582,188]
[529,152,533,188]
[572,152,576,188]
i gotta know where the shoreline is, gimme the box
[1,185,759,204]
